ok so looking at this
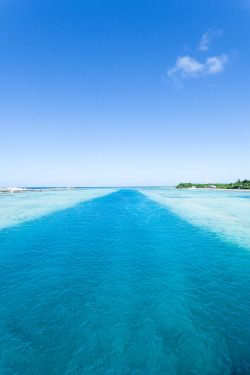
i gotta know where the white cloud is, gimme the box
[167,54,228,81]
[207,54,228,74]
[198,28,222,51]
[168,56,204,79]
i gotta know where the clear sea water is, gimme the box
[0,188,249,374]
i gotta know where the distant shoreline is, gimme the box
[176,181,250,191]
[0,187,79,194]
[179,187,250,192]
[1,186,250,194]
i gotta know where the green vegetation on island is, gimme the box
[176,180,250,190]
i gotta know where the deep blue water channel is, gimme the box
[0,190,249,374]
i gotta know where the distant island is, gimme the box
[176,179,250,190]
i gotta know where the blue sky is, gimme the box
[0,0,249,186]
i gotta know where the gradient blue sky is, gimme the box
[0,0,249,186]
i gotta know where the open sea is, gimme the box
[0,188,249,374]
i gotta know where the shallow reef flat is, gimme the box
[0,188,116,230]
[140,187,250,251]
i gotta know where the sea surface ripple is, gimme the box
[0,189,249,374]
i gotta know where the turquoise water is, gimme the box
[0,188,116,230]
[0,189,249,374]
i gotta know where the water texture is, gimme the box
[0,189,249,374]
[0,188,116,230]
[140,188,250,251]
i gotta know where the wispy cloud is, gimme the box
[168,56,204,79]
[206,54,228,74]
[198,28,222,51]
[167,54,228,81]
[168,29,228,84]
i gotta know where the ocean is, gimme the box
[0,188,249,374]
